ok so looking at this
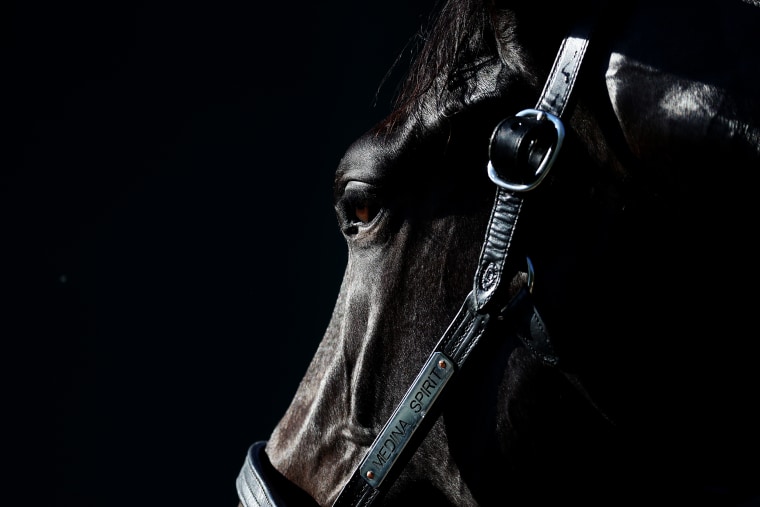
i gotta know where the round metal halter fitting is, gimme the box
[487,109,565,192]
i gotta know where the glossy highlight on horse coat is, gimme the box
[238,0,760,505]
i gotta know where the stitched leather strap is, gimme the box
[474,22,593,311]
[237,442,320,507]
[237,442,278,507]
[537,27,593,118]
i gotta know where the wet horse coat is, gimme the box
[238,0,760,505]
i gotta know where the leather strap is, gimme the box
[237,441,320,507]
[331,14,597,507]
[237,442,279,507]
[537,26,593,118]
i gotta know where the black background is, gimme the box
[5,1,437,505]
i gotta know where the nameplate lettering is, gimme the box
[359,351,455,488]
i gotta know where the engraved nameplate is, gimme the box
[359,351,456,488]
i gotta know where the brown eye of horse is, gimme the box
[354,203,376,224]
[339,181,382,233]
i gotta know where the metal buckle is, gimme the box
[487,108,565,192]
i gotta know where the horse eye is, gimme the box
[339,181,383,232]
[353,202,378,224]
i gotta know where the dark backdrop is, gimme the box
[5,1,436,505]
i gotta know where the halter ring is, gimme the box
[487,108,565,192]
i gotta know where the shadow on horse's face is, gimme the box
[243,1,760,506]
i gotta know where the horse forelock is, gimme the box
[383,0,494,117]
[379,0,535,137]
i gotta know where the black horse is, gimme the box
[237,0,760,505]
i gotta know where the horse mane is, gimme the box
[376,0,575,134]
[378,0,498,132]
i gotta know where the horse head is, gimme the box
[239,1,760,505]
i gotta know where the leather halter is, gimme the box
[331,17,597,507]
[237,10,600,507]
